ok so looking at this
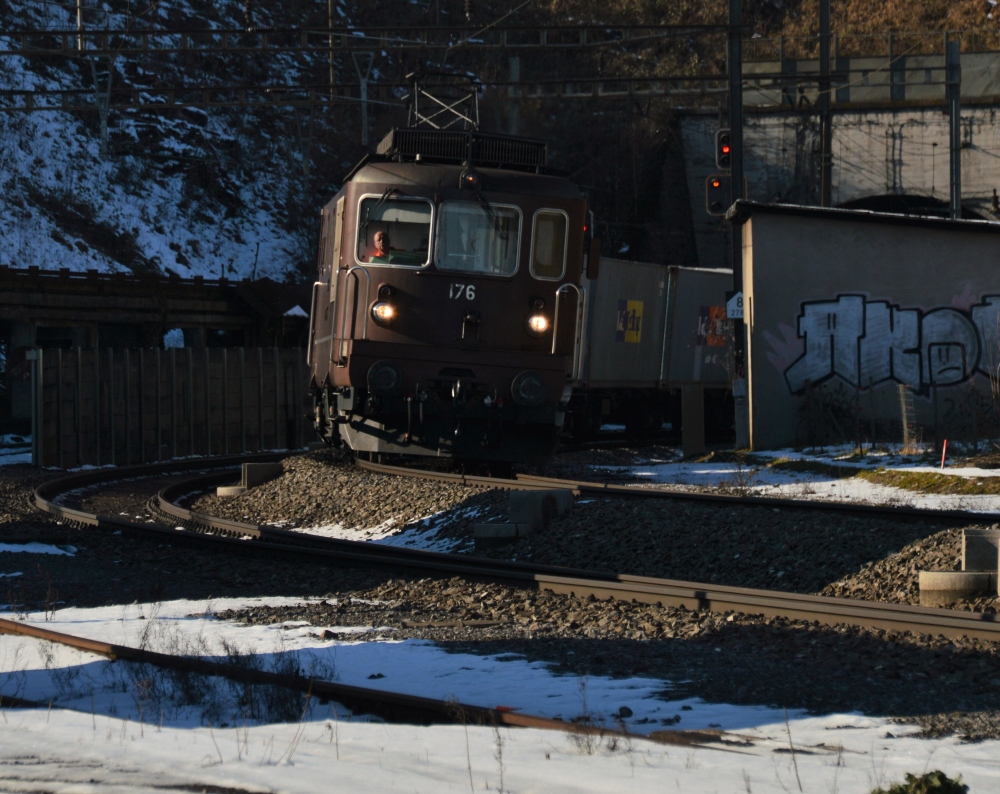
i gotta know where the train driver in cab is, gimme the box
[370,230,402,264]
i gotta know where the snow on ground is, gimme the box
[0,434,31,466]
[0,542,74,555]
[607,445,1000,513]
[0,448,31,465]
[294,505,485,553]
[1,596,999,792]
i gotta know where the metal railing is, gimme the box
[551,283,585,380]
[305,280,322,367]
[336,266,371,366]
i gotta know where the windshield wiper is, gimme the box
[473,192,508,242]
[362,186,399,230]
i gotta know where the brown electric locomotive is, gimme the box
[307,128,587,464]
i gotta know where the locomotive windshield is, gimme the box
[357,197,432,266]
[436,201,520,275]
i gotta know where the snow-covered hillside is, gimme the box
[0,0,377,282]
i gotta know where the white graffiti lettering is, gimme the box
[972,296,1000,380]
[780,294,998,393]
[785,296,864,393]
[920,309,979,386]
[859,301,919,387]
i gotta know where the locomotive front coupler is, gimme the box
[451,378,467,406]
[481,392,503,449]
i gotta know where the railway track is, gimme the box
[28,453,1000,649]
[0,613,667,741]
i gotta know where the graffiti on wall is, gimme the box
[769,293,1000,394]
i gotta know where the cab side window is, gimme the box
[530,210,568,280]
[356,197,432,267]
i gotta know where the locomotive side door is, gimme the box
[328,196,345,308]
[309,196,345,385]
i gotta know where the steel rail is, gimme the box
[147,463,1000,643]
[33,452,292,527]
[33,456,1000,650]
[0,615,722,744]
[358,457,993,525]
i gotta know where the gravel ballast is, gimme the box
[191,450,505,545]
[186,451,994,607]
[217,575,1000,741]
[6,448,1000,740]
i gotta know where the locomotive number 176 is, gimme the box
[449,283,476,300]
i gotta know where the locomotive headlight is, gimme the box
[527,314,549,334]
[372,302,395,323]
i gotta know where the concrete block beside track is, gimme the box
[473,523,529,549]
[473,489,574,549]
[243,462,285,488]
[919,570,996,607]
[217,462,285,496]
[963,528,1000,580]
[216,485,248,497]
[509,489,574,535]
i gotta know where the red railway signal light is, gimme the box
[705,173,731,216]
[715,129,732,170]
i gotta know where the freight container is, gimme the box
[575,259,732,389]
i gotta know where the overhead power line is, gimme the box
[0,24,730,58]
[0,75,736,112]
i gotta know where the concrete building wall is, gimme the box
[740,204,1000,450]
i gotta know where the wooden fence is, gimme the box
[32,347,310,469]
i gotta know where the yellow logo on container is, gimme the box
[616,300,643,344]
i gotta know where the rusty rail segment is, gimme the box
[0,616,686,741]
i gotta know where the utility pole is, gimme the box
[76,0,83,51]
[328,0,334,100]
[352,52,374,146]
[947,38,962,220]
[728,0,743,306]
[508,55,520,135]
[818,0,832,206]
[729,0,749,448]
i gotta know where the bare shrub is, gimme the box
[721,452,762,495]
[566,679,606,755]
[99,604,337,727]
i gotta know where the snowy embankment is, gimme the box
[0,597,998,793]
[609,445,1000,513]
[0,1,327,282]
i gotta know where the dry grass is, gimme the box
[856,469,1000,496]
[760,458,1000,496]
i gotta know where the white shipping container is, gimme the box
[575,259,732,388]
